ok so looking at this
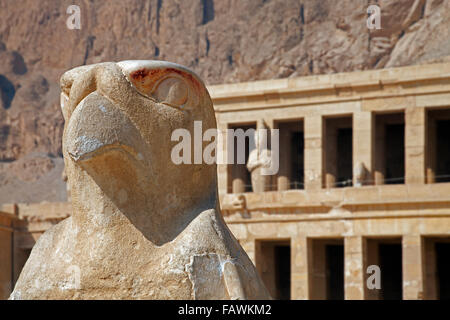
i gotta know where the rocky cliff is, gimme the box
[0,0,449,203]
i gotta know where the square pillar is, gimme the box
[345,236,366,300]
[402,235,424,300]
[405,107,426,184]
[304,115,323,191]
[291,236,309,300]
[353,111,373,185]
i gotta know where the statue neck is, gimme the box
[69,166,218,245]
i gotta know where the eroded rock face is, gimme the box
[10,61,270,300]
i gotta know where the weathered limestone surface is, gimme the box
[10,61,270,300]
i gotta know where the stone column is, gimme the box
[353,111,373,185]
[402,235,424,300]
[344,236,365,300]
[291,236,309,300]
[405,107,426,184]
[304,115,323,190]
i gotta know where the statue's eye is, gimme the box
[152,77,188,108]
[124,65,197,109]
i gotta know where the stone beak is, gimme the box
[64,91,147,166]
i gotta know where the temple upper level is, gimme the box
[207,62,450,215]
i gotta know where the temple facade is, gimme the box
[2,62,450,299]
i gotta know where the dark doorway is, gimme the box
[274,245,291,300]
[426,109,450,183]
[323,116,353,188]
[337,128,353,187]
[276,121,304,190]
[374,112,405,185]
[385,124,405,184]
[379,243,403,300]
[435,120,450,183]
[326,244,345,300]
[436,243,450,300]
[291,131,304,189]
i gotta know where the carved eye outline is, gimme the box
[118,61,204,112]
[150,75,189,111]
[121,62,204,113]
